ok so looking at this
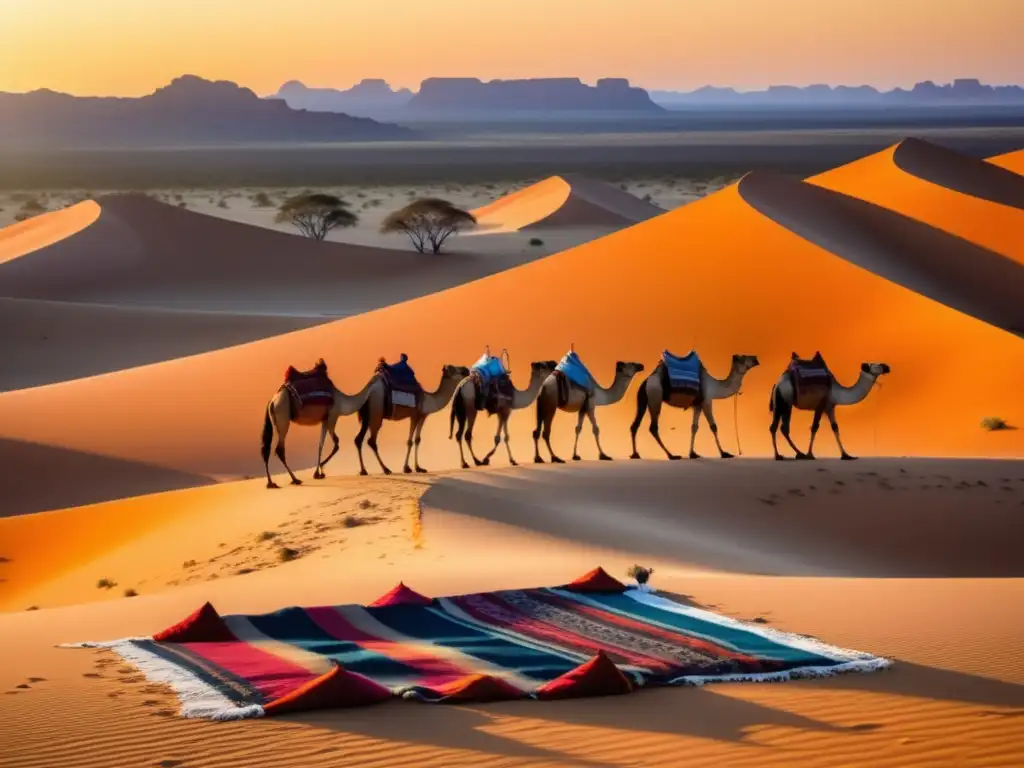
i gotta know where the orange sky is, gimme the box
[1,0,1021,96]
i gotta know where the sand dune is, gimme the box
[472,174,663,233]
[0,201,100,267]
[0,195,549,314]
[1,464,1022,767]
[988,148,1024,175]
[811,139,1024,264]
[1,176,1021,512]
[0,297,329,391]
[739,171,1024,335]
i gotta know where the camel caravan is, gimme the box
[260,347,890,486]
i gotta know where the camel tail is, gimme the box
[630,379,649,434]
[261,403,274,464]
[768,384,776,412]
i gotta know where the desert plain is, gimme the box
[0,137,1022,768]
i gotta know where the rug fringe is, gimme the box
[61,639,264,721]
[668,657,892,686]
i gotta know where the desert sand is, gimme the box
[1,140,1022,768]
[988,148,1024,175]
[811,139,1024,264]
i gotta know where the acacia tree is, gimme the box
[380,198,477,254]
[275,193,358,241]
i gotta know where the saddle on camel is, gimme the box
[660,350,702,408]
[376,353,424,418]
[787,351,832,409]
[554,347,596,407]
[470,348,515,413]
[283,358,334,426]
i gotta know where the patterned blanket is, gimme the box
[68,568,888,721]
[661,350,702,395]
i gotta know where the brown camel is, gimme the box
[533,357,646,463]
[449,358,558,468]
[261,360,375,489]
[630,353,760,460]
[355,361,470,475]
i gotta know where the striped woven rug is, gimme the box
[69,568,889,720]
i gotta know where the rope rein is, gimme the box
[733,389,743,456]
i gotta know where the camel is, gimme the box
[770,356,891,460]
[630,353,760,460]
[261,361,375,489]
[533,354,646,463]
[355,361,470,475]
[449,358,558,468]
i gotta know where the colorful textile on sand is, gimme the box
[67,568,889,720]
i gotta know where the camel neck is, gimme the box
[832,371,877,406]
[422,376,460,414]
[333,379,375,416]
[511,370,547,409]
[704,363,746,399]
[594,371,635,406]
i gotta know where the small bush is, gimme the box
[124,588,138,598]
[278,546,300,563]
[217,198,229,209]
[96,578,117,590]
[257,531,277,542]
[251,191,273,207]
[981,417,1014,431]
[182,559,197,569]
[528,237,544,247]
[26,605,39,611]
[177,201,188,208]
[626,564,654,584]
[343,514,366,528]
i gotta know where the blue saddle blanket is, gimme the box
[471,354,507,386]
[556,351,594,392]
[381,354,418,390]
[662,350,701,391]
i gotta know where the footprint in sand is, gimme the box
[158,761,185,768]
[83,672,102,678]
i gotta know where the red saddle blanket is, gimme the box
[284,362,335,425]
[472,371,515,413]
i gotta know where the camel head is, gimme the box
[731,354,760,373]
[442,364,471,381]
[531,360,559,376]
[615,361,646,378]
[860,362,891,378]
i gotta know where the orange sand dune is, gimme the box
[988,148,1024,175]
[472,174,662,233]
[0,195,543,314]
[811,139,1024,264]
[1,174,1021,514]
[0,202,100,266]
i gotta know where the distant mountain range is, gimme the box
[650,79,1024,107]
[0,76,413,149]
[272,77,663,116]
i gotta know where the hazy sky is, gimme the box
[1,0,1021,96]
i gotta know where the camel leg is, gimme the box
[501,415,517,466]
[413,416,428,473]
[629,380,648,459]
[356,405,390,475]
[480,413,502,466]
[534,395,563,464]
[543,405,563,464]
[587,406,612,461]
[273,416,302,486]
[804,407,825,459]
[647,395,680,460]
[780,406,805,459]
[701,401,733,459]
[770,392,803,460]
[453,402,470,470]
[262,403,281,489]
[367,417,391,475]
[318,414,342,474]
[571,408,586,461]
[464,409,486,467]
[827,405,856,460]
[403,417,418,474]
[688,407,702,459]
[313,422,328,479]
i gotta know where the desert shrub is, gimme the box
[177,201,188,209]
[529,237,544,247]
[26,605,39,611]
[217,198,229,209]
[251,191,273,207]
[276,193,358,240]
[182,559,197,569]
[626,564,654,584]
[380,198,476,254]
[343,514,366,528]
[981,416,1014,431]
[257,531,277,542]
[124,588,138,598]
[642,193,653,203]
[278,546,300,563]
[96,578,116,590]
